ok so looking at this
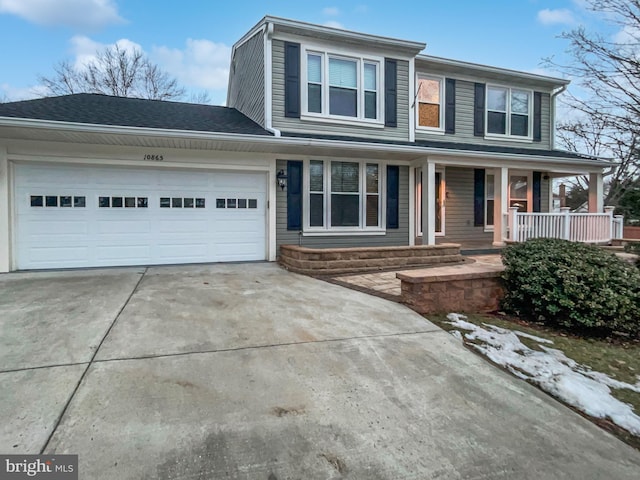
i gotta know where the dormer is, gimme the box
[228,16,424,141]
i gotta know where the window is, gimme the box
[487,86,531,137]
[216,198,257,209]
[306,160,381,230]
[417,76,443,130]
[161,197,206,208]
[100,196,147,208]
[510,175,528,211]
[485,173,495,228]
[31,195,86,208]
[304,50,381,122]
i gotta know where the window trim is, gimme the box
[485,85,533,141]
[301,47,384,126]
[415,74,445,133]
[485,172,495,232]
[302,158,387,234]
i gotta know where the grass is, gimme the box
[427,312,640,450]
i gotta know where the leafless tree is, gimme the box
[545,0,640,206]
[39,44,185,101]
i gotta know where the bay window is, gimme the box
[487,86,532,138]
[307,160,382,230]
[304,50,381,122]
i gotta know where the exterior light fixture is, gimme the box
[277,169,288,191]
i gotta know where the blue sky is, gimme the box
[0,0,620,105]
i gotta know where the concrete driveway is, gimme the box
[1,263,639,479]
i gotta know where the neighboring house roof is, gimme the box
[280,131,601,162]
[0,94,272,136]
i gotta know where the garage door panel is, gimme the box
[15,165,266,269]
[95,245,151,262]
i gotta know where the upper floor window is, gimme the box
[416,76,443,130]
[487,86,532,138]
[304,50,381,123]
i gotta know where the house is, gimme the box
[0,16,612,272]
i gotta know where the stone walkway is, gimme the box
[331,255,503,300]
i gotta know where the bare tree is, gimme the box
[40,44,185,101]
[545,0,640,206]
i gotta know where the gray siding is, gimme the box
[271,40,410,141]
[441,167,493,244]
[541,175,550,212]
[276,160,409,251]
[228,31,265,127]
[416,79,552,150]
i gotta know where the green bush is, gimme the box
[501,238,640,336]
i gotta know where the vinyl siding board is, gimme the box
[276,160,409,251]
[228,31,265,127]
[416,79,552,150]
[441,167,493,244]
[541,175,550,212]
[272,40,410,141]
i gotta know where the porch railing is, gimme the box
[506,206,624,244]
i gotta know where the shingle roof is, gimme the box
[0,93,272,136]
[281,131,599,161]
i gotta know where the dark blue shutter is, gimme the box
[386,165,399,229]
[284,42,300,118]
[533,92,542,142]
[445,78,456,134]
[384,59,397,127]
[474,169,485,226]
[474,83,485,137]
[533,171,542,212]
[287,161,303,230]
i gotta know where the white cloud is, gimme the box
[0,83,47,101]
[323,7,339,16]
[69,35,143,69]
[324,20,344,29]
[151,39,231,91]
[614,25,640,44]
[0,0,124,30]
[537,8,576,26]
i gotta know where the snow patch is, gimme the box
[446,313,640,436]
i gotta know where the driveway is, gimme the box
[1,263,639,479]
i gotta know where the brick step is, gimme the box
[279,244,463,275]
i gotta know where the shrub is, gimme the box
[501,238,640,336]
[623,241,640,267]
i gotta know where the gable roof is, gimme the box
[0,94,272,136]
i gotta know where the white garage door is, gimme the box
[14,164,267,269]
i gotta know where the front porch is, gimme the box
[415,161,621,247]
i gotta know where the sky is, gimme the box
[0,0,623,106]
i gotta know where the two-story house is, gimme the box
[0,16,611,272]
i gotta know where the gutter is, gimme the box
[550,84,568,150]
[0,117,610,168]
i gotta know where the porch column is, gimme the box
[421,159,436,245]
[493,167,508,246]
[0,146,9,272]
[588,171,604,213]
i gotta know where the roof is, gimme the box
[0,94,272,136]
[416,55,569,89]
[236,15,425,55]
[280,131,600,162]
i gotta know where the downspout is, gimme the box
[264,21,281,137]
[550,84,567,150]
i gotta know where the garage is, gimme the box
[14,163,267,270]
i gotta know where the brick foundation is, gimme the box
[397,263,504,314]
[279,244,462,275]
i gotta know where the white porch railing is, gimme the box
[506,206,624,244]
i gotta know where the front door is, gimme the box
[415,167,445,237]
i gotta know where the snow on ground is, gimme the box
[446,313,640,436]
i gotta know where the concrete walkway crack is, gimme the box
[39,267,148,454]
[91,327,447,365]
